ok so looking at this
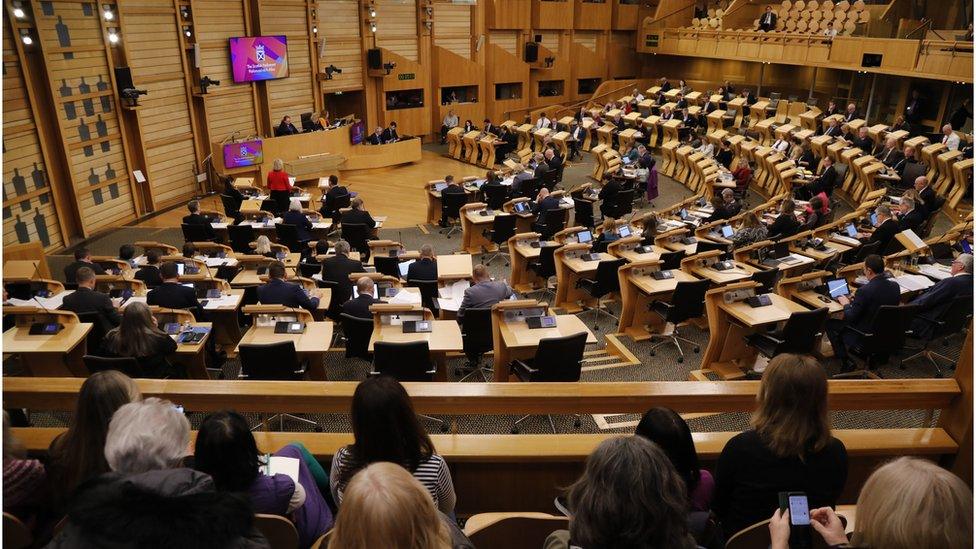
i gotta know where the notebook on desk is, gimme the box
[526,315,557,329]
[274,322,305,334]
[402,320,432,333]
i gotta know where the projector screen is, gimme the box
[229,36,289,83]
[223,139,264,169]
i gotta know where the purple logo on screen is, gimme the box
[224,139,263,168]
[229,36,288,82]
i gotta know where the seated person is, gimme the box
[3,412,50,526]
[909,253,973,338]
[118,244,136,267]
[253,235,277,258]
[593,217,621,252]
[892,145,922,177]
[458,264,513,318]
[531,153,549,179]
[914,175,938,217]
[798,156,838,199]
[715,141,734,170]
[895,196,926,233]
[440,109,459,143]
[382,121,400,143]
[342,276,383,319]
[510,166,534,196]
[801,194,829,231]
[147,262,200,312]
[366,126,385,145]
[706,189,740,223]
[825,254,900,372]
[635,407,715,513]
[282,198,314,242]
[274,115,299,136]
[532,188,563,232]
[439,175,467,226]
[134,249,163,289]
[861,205,899,253]
[767,199,800,241]
[61,266,120,330]
[545,148,563,171]
[64,247,107,284]
[257,261,319,312]
[98,302,179,378]
[823,118,842,137]
[597,178,621,218]
[182,199,216,239]
[851,126,873,151]
[877,137,904,168]
[341,197,377,232]
[319,174,350,223]
[731,213,768,249]
[181,242,197,259]
[320,240,364,312]
[731,158,752,195]
[406,244,438,281]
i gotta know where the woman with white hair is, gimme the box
[48,398,270,548]
[281,197,314,243]
[266,157,292,213]
[253,235,275,257]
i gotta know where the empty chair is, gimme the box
[576,258,626,330]
[903,295,972,377]
[526,244,558,302]
[746,307,829,358]
[750,268,780,294]
[371,340,446,431]
[840,240,878,265]
[484,184,510,210]
[227,225,257,254]
[373,256,402,278]
[253,514,299,549]
[275,223,304,252]
[534,208,568,241]
[340,223,370,261]
[182,223,216,243]
[76,311,111,356]
[459,307,494,382]
[540,169,558,190]
[835,304,921,379]
[83,355,142,378]
[511,332,588,433]
[646,279,709,362]
[483,214,517,266]
[659,250,685,271]
[407,279,440,318]
[261,198,282,215]
[518,178,541,200]
[573,198,595,229]
[220,194,241,220]
[298,262,321,278]
[341,313,374,360]
[239,341,320,430]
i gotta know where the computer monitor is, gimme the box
[514,202,530,213]
[433,182,448,192]
[720,225,734,238]
[845,223,858,237]
[618,225,632,238]
[398,259,415,278]
[826,278,850,299]
[577,230,593,244]
[300,112,314,132]
[771,241,791,259]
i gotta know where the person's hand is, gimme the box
[837,295,851,306]
[768,508,792,549]
[809,507,848,546]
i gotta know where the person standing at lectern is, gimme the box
[266,158,293,213]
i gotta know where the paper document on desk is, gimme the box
[263,456,299,484]
[111,296,147,309]
[437,280,469,312]
[211,223,228,229]
[917,264,952,281]
[204,257,238,267]
[388,290,421,305]
[831,234,861,246]
[7,291,71,310]
[893,274,935,293]
[203,296,237,310]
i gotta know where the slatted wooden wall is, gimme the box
[537,31,562,54]
[2,23,64,251]
[490,30,519,55]
[193,0,258,140]
[260,0,316,122]
[122,0,199,208]
[317,0,362,92]
[573,31,599,51]
[433,1,471,60]
[31,0,136,235]
[374,0,418,62]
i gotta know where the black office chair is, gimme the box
[483,214,517,266]
[659,250,686,271]
[840,240,878,265]
[340,223,371,261]
[373,256,402,278]
[317,279,348,321]
[835,304,921,379]
[573,198,595,229]
[83,355,142,378]
[340,313,374,361]
[458,307,494,382]
[239,341,320,430]
[902,295,972,377]
[261,198,281,215]
[518,178,541,199]
[750,268,780,294]
[275,223,304,252]
[440,192,468,238]
[76,311,111,357]
[182,223,216,243]
[371,340,447,431]
[227,224,257,254]
[746,307,829,359]
[604,189,635,219]
[407,279,440,318]
[647,279,710,362]
[534,208,568,241]
[510,332,588,433]
[576,258,626,330]
[214,264,241,283]
[220,194,241,220]
[554,164,565,185]
[694,239,729,257]
[484,184,510,210]
[541,169,558,190]
[298,262,321,278]
[526,244,558,302]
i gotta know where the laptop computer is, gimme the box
[618,225,632,238]
[825,278,850,300]
[576,230,593,244]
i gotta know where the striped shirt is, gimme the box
[329,446,456,514]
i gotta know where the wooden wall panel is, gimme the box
[572,31,598,51]
[123,4,198,208]
[537,31,562,55]
[490,30,519,56]
[318,0,363,92]
[433,1,472,60]
[32,0,136,235]
[261,0,316,122]
[375,0,419,62]
[488,0,531,30]
[2,27,64,251]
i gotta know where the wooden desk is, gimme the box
[685,260,757,285]
[554,245,614,313]
[447,127,465,159]
[3,323,91,377]
[234,321,333,380]
[436,254,474,281]
[492,310,597,382]
[701,282,811,380]
[170,323,213,379]
[369,320,463,381]
[508,234,549,292]
[201,289,245,345]
[461,203,500,254]
[617,260,700,340]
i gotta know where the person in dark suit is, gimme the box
[532,187,563,223]
[706,189,741,223]
[892,145,923,178]
[381,122,400,143]
[134,250,163,289]
[851,127,872,151]
[440,175,467,225]
[860,205,899,253]
[256,261,319,312]
[320,240,364,315]
[758,5,777,31]
[531,153,549,180]
[482,119,496,137]
[909,253,973,338]
[510,166,534,196]
[799,156,838,199]
[458,264,514,318]
[843,103,860,123]
[282,198,314,242]
[501,124,519,158]
[824,100,840,117]
[823,119,842,138]
[896,197,926,233]
[366,127,384,145]
[341,197,377,234]
[545,148,563,171]
[598,178,621,218]
[767,199,800,241]
[182,199,218,241]
[825,254,901,371]
[715,140,734,170]
[274,115,299,136]
[877,138,904,168]
[914,176,937,216]
[64,247,107,285]
[61,266,120,330]
[342,277,383,319]
[320,175,350,219]
[406,245,438,282]
[147,262,201,312]
[658,77,672,93]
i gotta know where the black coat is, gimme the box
[911,273,973,322]
[898,208,926,233]
[878,147,903,168]
[147,282,200,312]
[64,261,106,284]
[321,255,364,314]
[99,331,178,379]
[767,214,800,240]
[866,218,899,253]
[382,127,400,142]
[257,278,319,311]
[61,287,120,329]
[281,210,314,242]
[275,122,299,136]
[406,258,438,282]
[340,209,376,229]
[844,275,900,331]
[134,265,163,289]
[342,293,381,319]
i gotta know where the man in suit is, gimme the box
[535,112,552,130]
[257,261,319,312]
[598,177,621,218]
[892,145,922,177]
[482,119,496,136]
[658,77,672,93]
[799,156,838,199]
[406,245,438,281]
[941,124,961,151]
[860,205,899,253]
[843,103,860,123]
[147,262,200,312]
[545,148,563,171]
[568,121,585,160]
[914,175,937,216]
[877,138,904,168]
[458,264,514,318]
[341,197,377,233]
[826,254,901,371]
[851,127,873,151]
[366,127,385,145]
[134,249,163,289]
[440,175,467,225]
[62,266,120,330]
[382,122,400,143]
[758,5,776,31]
[511,165,534,196]
[896,196,926,233]
[319,174,350,222]
[909,253,973,338]
[531,153,549,180]
[182,200,215,236]
[320,241,364,312]
[823,119,842,138]
[64,247,107,284]
[274,115,299,136]
[342,276,382,319]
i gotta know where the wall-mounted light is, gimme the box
[19,29,32,45]
[369,7,376,17]
[108,28,120,44]
[370,22,377,33]
[183,26,192,38]
[102,4,114,20]
[180,6,190,19]
[12,1,26,19]
[312,26,317,34]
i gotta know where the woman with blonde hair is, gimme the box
[713,353,848,537]
[253,235,274,256]
[330,462,451,549]
[266,157,292,212]
[769,457,972,549]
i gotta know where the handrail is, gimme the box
[644,0,694,27]
[503,80,642,121]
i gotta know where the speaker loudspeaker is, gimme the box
[114,66,134,90]
[524,42,538,63]
[367,48,383,70]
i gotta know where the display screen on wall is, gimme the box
[350,121,365,145]
[223,139,264,168]
[229,36,289,82]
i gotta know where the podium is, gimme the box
[727,97,747,127]
[516,124,534,152]
[447,127,465,159]
[551,131,570,159]
[661,119,682,143]
[596,124,615,148]
[462,130,481,164]
[285,154,344,183]
[478,136,502,168]
[533,127,552,152]
[799,108,823,132]
[618,128,640,155]
[581,119,596,151]
[706,110,726,132]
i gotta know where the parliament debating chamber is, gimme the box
[1,0,974,547]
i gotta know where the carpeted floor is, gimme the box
[26,145,961,435]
